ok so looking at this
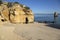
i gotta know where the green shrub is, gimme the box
[0,0,3,5]
[24,6,30,10]
[7,2,12,7]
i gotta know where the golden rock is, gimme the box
[0,2,34,24]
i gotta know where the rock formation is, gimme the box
[0,1,34,24]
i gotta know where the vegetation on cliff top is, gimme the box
[0,0,30,10]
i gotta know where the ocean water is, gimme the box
[34,14,60,24]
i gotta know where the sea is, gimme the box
[34,13,60,24]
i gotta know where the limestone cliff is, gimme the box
[0,1,34,24]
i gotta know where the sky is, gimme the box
[4,0,60,14]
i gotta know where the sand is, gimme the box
[0,22,60,40]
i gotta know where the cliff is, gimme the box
[0,1,34,24]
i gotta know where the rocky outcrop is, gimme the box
[0,1,34,24]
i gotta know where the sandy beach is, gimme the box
[0,22,60,40]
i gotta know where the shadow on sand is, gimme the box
[45,23,60,29]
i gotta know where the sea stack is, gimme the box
[54,12,58,23]
[0,1,34,24]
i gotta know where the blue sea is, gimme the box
[34,14,60,24]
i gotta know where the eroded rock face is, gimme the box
[0,2,34,24]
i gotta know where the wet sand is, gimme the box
[0,22,60,40]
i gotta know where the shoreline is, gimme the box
[36,21,54,23]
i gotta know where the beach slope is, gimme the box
[0,22,60,40]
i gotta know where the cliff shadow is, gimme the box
[45,23,60,29]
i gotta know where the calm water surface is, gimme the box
[34,14,60,24]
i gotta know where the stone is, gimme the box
[0,1,34,24]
